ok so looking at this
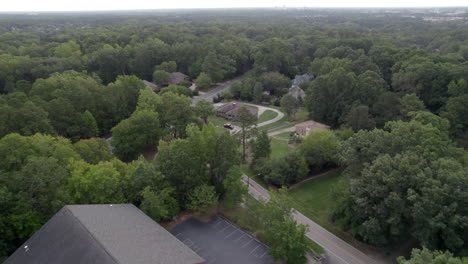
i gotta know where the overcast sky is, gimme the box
[1,0,467,12]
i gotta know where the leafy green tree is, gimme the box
[155,61,177,73]
[230,81,242,98]
[80,110,99,138]
[45,98,82,142]
[111,110,162,160]
[17,156,69,216]
[67,159,128,204]
[156,139,209,204]
[0,133,80,172]
[345,105,375,131]
[156,125,238,204]
[185,125,239,192]
[259,151,308,186]
[251,188,312,263]
[222,166,247,208]
[372,92,401,127]
[73,138,112,164]
[269,218,312,264]
[355,70,388,106]
[441,79,468,137]
[88,44,129,84]
[126,157,167,203]
[337,119,466,253]
[300,130,340,171]
[260,72,291,96]
[306,67,357,127]
[160,85,193,97]
[281,94,299,120]
[187,184,218,213]
[253,82,264,103]
[254,38,294,76]
[194,99,215,124]
[235,106,257,162]
[397,247,463,264]
[136,87,163,112]
[350,55,381,76]
[400,94,427,117]
[308,57,351,76]
[0,98,54,138]
[54,41,82,58]
[251,130,271,161]
[159,92,194,138]
[202,52,235,83]
[130,38,170,80]
[104,75,146,132]
[140,186,179,222]
[152,70,170,85]
[195,72,212,90]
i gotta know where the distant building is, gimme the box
[143,80,159,92]
[288,73,314,99]
[295,120,330,137]
[216,102,258,120]
[169,72,190,85]
[5,204,205,264]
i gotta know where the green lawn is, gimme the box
[287,170,379,251]
[270,138,292,159]
[287,170,346,229]
[257,110,278,124]
[275,131,294,139]
[259,115,288,131]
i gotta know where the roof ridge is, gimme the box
[64,205,121,264]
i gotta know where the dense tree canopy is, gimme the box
[1,8,468,261]
[335,115,467,255]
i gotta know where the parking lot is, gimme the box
[170,215,274,264]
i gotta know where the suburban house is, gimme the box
[143,80,159,92]
[5,204,205,264]
[216,102,258,120]
[288,73,314,99]
[169,72,190,85]
[295,120,330,137]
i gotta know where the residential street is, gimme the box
[192,76,243,105]
[241,175,381,264]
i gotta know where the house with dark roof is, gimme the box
[5,204,205,264]
[288,73,314,99]
[216,102,258,120]
[169,72,190,85]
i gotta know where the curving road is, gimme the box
[242,103,284,128]
[241,175,380,264]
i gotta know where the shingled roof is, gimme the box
[169,72,189,85]
[5,204,205,264]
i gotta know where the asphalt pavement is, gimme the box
[192,76,243,105]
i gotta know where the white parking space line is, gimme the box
[224,229,238,239]
[249,244,261,255]
[234,233,245,242]
[241,239,253,248]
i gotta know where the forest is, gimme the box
[0,8,467,262]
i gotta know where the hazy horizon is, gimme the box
[1,0,468,12]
